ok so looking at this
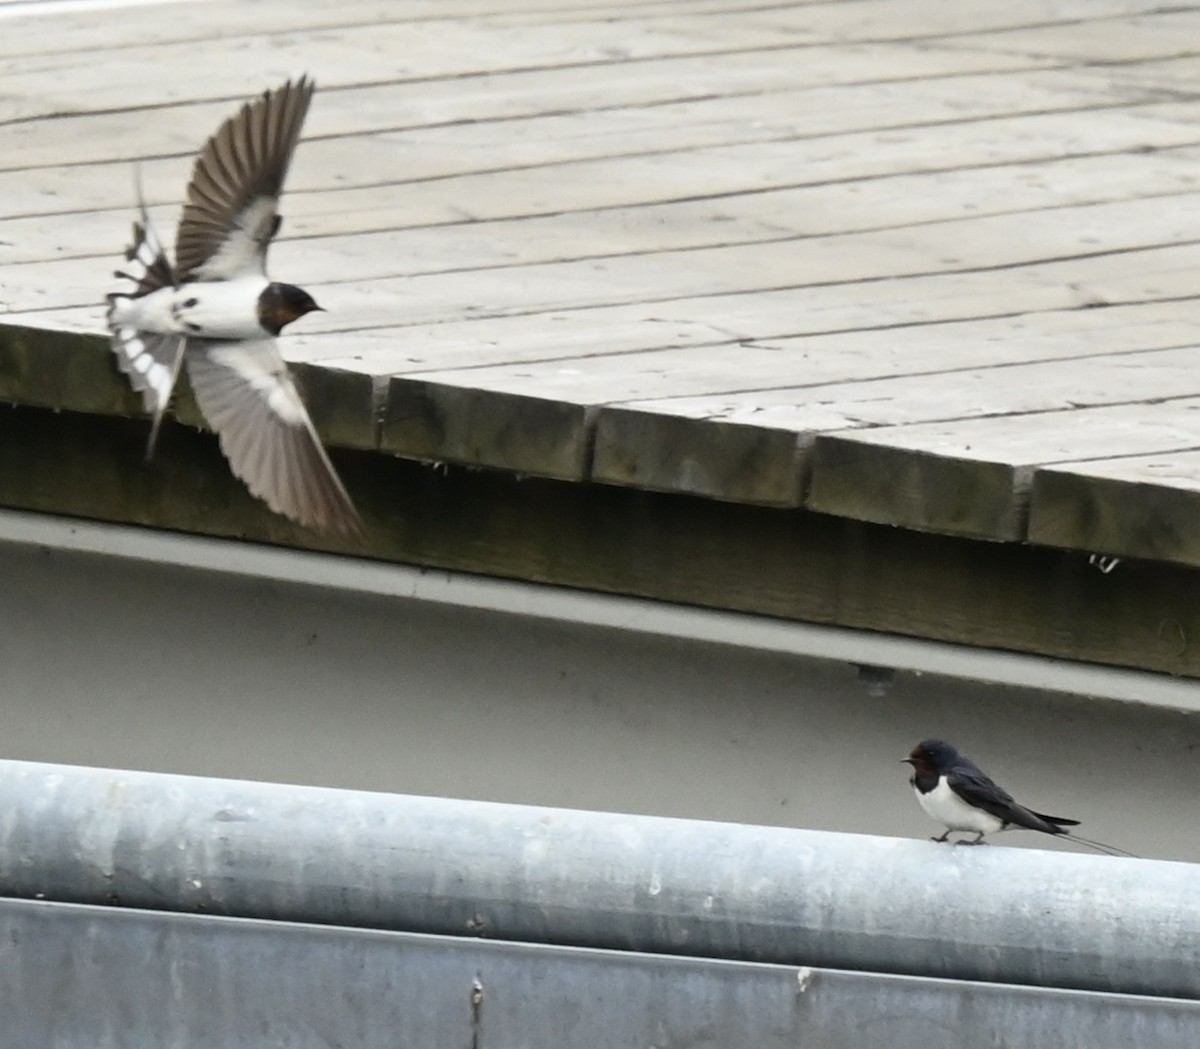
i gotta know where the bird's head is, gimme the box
[902,738,959,776]
[259,282,325,335]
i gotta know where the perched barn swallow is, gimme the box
[903,739,1133,857]
[106,77,361,536]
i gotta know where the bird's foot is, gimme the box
[931,832,951,843]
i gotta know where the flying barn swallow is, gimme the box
[106,77,361,536]
[903,739,1133,857]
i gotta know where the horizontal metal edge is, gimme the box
[2,507,1197,713]
[3,897,1198,1049]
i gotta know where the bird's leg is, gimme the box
[930,831,951,843]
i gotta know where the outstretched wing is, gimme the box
[175,77,314,282]
[185,339,361,536]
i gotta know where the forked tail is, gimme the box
[106,167,186,459]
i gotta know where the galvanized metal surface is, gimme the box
[3,897,1198,1049]
[0,759,1197,999]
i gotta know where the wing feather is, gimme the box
[185,339,361,536]
[176,77,314,281]
[947,764,1059,834]
[108,327,186,450]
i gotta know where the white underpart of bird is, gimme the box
[110,274,271,342]
[915,777,1005,836]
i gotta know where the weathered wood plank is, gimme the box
[376,295,1200,485]
[0,0,731,60]
[1,60,1150,174]
[591,408,814,505]
[0,322,132,418]
[8,77,1200,227]
[0,0,1172,66]
[743,0,1180,43]
[300,239,1200,340]
[1029,452,1200,566]
[6,232,1197,379]
[15,233,1194,356]
[587,341,1200,505]
[382,381,592,480]
[403,302,1200,403]
[278,184,1200,296]
[6,144,1200,272]
[2,138,1200,273]
[807,399,1200,540]
[742,345,1200,428]
[947,9,1200,61]
[0,16,844,122]
[0,41,1057,154]
[17,184,1200,324]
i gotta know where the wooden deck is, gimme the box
[4,0,1200,674]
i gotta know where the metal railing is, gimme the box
[0,759,1195,998]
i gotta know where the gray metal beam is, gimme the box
[3,897,1198,1049]
[0,759,1197,998]
[2,506,1196,712]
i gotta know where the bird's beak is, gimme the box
[901,758,916,765]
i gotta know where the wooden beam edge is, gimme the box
[0,321,378,451]
[808,431,1026,541]
[4,404,1200,679]
[1029,466,1200,569]
[6,322,1196,573]
[591,406,807,507]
